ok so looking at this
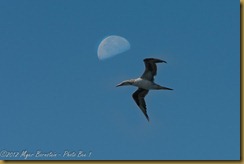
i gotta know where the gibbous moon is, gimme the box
[97,35,130,60]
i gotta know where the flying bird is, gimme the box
[116,58,173,121]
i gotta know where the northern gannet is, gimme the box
[116,58,173,121]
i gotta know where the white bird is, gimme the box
[116,58,173,121]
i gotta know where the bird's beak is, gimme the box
[116,83,123,87]
[116,82,125,87]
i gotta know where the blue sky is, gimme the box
[0,0,240,160]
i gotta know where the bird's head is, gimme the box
[116,79,135,87]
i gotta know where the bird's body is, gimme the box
[133,78,154,89]
[132,78,166,90]
[116,58,173,121]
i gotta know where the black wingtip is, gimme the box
[158,60,167,63]
[145,114,150,122]
[144,58,166,64]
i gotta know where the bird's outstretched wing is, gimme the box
[141,58,166,81]
[132,88,149,121]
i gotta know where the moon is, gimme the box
[97,35,130,60]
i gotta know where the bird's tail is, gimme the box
[156,85,173,90]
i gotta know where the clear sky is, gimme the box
[0,0,240,160]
